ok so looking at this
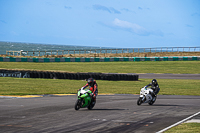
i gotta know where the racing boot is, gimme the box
[151,92,156,101]
[92,96,96,105]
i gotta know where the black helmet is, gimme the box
[87,78,94,86]
[152,79,157,85]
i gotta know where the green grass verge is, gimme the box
[0,61,200,74]
[0,77,199,96]
[164,123,200,133]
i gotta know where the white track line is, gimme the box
[156,111,200,133]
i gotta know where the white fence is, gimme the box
[6,47,200,57]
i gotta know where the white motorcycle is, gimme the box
[137,86,157,105]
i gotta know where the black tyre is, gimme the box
[75,99,81,110]
[88,101,95,110]
[137,97,142,105]
[148,96,157,105]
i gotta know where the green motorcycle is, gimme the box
[74,87,95,110]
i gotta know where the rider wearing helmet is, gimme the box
[146,79,160,97]
[82,78,98,103]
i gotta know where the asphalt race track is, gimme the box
[137,73,200,79]
[0,94,200,133]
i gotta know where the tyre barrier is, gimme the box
[0,69,31,78]
[0,69,138,81]
[1,56,200,62]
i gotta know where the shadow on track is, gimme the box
[146,104,179,106]
[91,108,128,111]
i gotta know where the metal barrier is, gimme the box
[6,47,200,57]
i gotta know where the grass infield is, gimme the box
[0,61,199,96]
[164,123,200,133]
[0,78,199,96]
[0,61,200,74]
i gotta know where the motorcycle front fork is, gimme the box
[141,96,146,102]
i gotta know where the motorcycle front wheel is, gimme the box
[75,99,81,110]
[137,97,142,105]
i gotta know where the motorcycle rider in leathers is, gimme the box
[82,78,98,104]
[145,79,160,98]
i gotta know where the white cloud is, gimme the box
[111,18,163,36]
[121,8,135,13]
[93,4,111,13]
[191,12,200,16]
[0,20,7,24]
[64,6,72,9]
[110,7,121,14]
[112,18,149,36]
[10,31,19,36]
[93,4,121,14]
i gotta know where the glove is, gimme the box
[90,93,94,96]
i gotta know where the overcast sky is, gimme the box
[0,0,200,48]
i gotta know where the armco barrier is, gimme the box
[0,56,199,62]
[0,69,138,81]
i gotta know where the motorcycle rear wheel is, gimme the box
[88,101,95,110]
[148,97,157,105]
[137,97,142,105]
[75,99,81,110]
